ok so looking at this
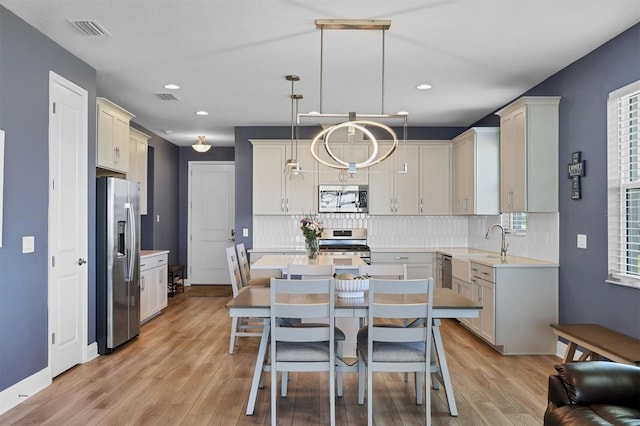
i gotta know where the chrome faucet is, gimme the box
[485,223,509,260]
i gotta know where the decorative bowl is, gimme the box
[334,279,369,298]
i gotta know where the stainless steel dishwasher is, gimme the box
[442,254,452,289]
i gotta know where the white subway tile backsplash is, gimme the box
[253,212,558,262]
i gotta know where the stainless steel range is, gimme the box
[319,228,370,264]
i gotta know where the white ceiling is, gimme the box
[2,1,639,147]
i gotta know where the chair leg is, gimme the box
[229,317,238,354]
[336,341,344,397]
[281,371,288,397]
[367,364,373,426]
[358,352,366,405]
[416,372,423,405]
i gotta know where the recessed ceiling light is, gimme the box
[196,110,209,116]
[164,83,180,90]
[416,83,432,90]
[163,129,173,134]
[397,111,409,115]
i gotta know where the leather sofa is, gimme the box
[544,361,640,425]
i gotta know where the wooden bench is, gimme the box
[550,323,640,365]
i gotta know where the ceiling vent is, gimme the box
[155,93,179,101]
[67,20,111,37]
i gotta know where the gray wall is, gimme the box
[0,6,97,391]
[473,23,640,338]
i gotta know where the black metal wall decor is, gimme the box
[568,151,586,200]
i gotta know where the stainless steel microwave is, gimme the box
[318,185,368,213]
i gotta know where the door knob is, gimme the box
[77,258,87,265]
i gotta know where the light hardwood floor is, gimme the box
[0,287,560,425]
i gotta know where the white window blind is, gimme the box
[607,80,640,288]
[501,212,527,235]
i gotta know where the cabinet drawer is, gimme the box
[470,262,494,282]
[371,252,434,264]
[140,253,168,272]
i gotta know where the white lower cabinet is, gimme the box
[467,261,558,355]
[140,252,168,323]
[370,251,434,280]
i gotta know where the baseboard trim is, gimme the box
[85,342,99,362]
[0,368,51,415]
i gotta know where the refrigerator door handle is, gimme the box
[125,202,136,281]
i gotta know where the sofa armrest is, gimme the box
[554,361,640,409]
[547,375,571,407]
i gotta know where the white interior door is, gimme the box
[188,162,235,285]
[48,72,88,377]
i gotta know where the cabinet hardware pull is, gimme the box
[395,256,409,260]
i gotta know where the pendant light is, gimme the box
[297,19,408,171]
[192,135,211,153]
[284,75,303,175]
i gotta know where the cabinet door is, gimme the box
[394,144,420,215]
[315,142,369,185]
[129,130,149,215]
[511,108,527,212]
[97,106,116,169]
[253,144,286,214]
[419,143,452,215]
[452,138,474,215]
[113,116,130,172]
[157,264,168,311]
[140,269,151,322]
[500,107,527,212]
[368,142,395,214]
[285,141,316,214]
[480,279,495,343]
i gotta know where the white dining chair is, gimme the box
[226,246,263,354]
[357,278,434,426]
[358,263,407,280]
[270,277,337,426]
[236,243,273,287]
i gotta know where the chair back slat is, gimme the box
[370,278,429,295]
[274,326,331,342]
[226,246,243,296]
[274,303,330,319]
[372,326,427,343]
[236,243,251,285]
[271,278,331,294]
[372,303,429,319]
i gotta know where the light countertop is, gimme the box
[140,249,169,258]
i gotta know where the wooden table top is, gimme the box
[227,286,481,312]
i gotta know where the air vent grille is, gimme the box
[156,93,179,101]
[68,20,111,36]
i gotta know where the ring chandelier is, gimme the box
[294,19,408,172]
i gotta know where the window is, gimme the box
[607,80,640,288]
[501,212,527,235]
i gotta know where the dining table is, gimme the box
[227,271,481,417]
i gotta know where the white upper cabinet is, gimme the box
[369,142,420,215]
[452,127,499,215]
[252,140,316,215]
[419,142,452,215]
[496,97,560,212]
[128,127,150,215]
[96,97,135,173]
[314,141,369,185]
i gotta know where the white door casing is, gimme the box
[188,162,235,285]
[48,72,88,377]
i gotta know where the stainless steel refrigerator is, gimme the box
[96,177,141,354]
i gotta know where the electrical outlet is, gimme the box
[243,228,249,237]
[156,214,160,223]
[577,234,587,249]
